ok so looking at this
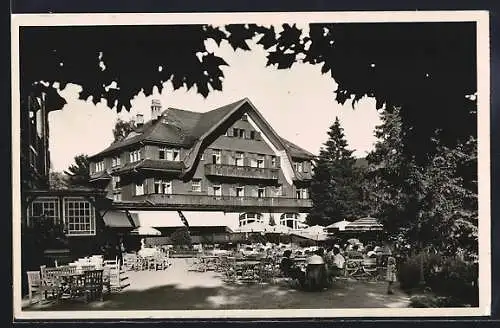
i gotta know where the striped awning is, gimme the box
[344,217,383,231]
[102,211,139,228]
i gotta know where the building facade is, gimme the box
[88,98,315,231]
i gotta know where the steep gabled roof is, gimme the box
[89,99,247,160]
[280,137,316,160]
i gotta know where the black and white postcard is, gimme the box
[11,11,491,319]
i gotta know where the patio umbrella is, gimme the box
[130,226,162,236]
[304,225,326,235]
[344,217,383,231]
[235,222,269,233]
[326,219,351,231]
[347,238,361,245]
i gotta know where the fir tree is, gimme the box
[307,117,363,226]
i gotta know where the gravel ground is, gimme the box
[22,258,410,311]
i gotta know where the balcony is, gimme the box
[112,193,312,211]
[205,164,279,181]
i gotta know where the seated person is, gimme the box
[280,250,305,287]
[305,250,328,291]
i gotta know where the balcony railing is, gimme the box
[205,163,279,180]
[117,193,312,211]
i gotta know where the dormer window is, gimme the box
[95,161,105,172]
[111,156,121,167]
[130,150,141,163]
[241,114,248,121]
[159,147,180,161]
[294,162,303,173]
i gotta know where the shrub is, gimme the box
[398,253,478,306]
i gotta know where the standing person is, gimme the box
[386,256,397,294]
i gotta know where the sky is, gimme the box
[48,34,381,172]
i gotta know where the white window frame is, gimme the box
[63,197,96,236]
[130,149,141,163]
[280,213,299,230]
[256,155,265,168]
[27,197,60,227]
[192,179,202,192]
[95,161,105,172]
[239,212,263,226]
[154,179,173,194]
[212,150,222,164]
[235,186,245,197]
[212,185,222,196]
[271,156,277,167]
[135,181,144,196]
[112,176,121,190]
[112,156,121,167]
[234,152,244,166]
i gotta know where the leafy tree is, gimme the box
[64,154,91,187]
[308,117,363,226]
[49,171,69,189]
[365,108,477,255]
[20,23,476,164]
[170,227,192,247]
[112,118,136,142]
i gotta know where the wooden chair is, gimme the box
[26,271,49,304]
[122,253,136,271]
[82,269,104,303]
[361,258,379,280]
[104,262,121,292]
[81,265,96,272]
[40,266,62,299]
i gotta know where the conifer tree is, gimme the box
[307,117,363,226]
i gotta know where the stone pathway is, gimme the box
[22,258,410,311]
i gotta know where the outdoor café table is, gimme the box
[58,272,85,300]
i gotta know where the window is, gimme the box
[135,181,144,195]
[192,179,201,192]
[239,212,263,226]
[64,197,96,236]
[280,213,300,229]
[257,187,265,198]
[112,192,122,201]
[241,114,248,121]
[239,129,245,138]
[200,153,205,160]
[294,162,303,173]
[112,176,120,189]
[236,186,244,197]
[28,197,60,226]
[130,150,141,163]
[95,161,105,172]
[271,156,277,168]
[212,185,222,196]
[159,148,180,161]
[296,188,309,199]
[256,154,265,168]
[234,152,244,166]
[154,179,172,194]
[111,156,121,167]
[276,185,283,197]
[250,131,256,140]
[233,128,239,138]
[212,149,221,164]
[301,188,308,199]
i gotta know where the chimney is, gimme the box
[151,99,162,121]
[136,113,144,127]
